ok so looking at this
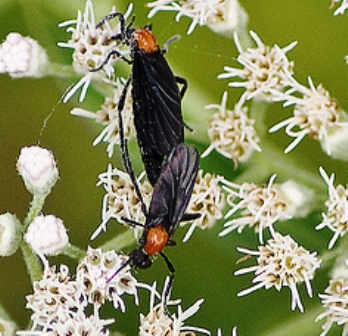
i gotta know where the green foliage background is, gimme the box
[0,1,348,335]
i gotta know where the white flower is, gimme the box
[139,277,210,335]
[25,264,114,334]
[148,0,248,36]
[316,167,348,249]
[17,146,59,197]
[202,92,261,163]
[183,170,225,242]
[235,233,321,312]
[332,0,348,15]
[0,212,22,257]
[218,30,297,101]
[52,314,111,335]
[317,261,348,336]
[58,0,132,102]
[20,315,112,336]
[269,77,347,154]
[0,32,49,78]
[25,215,69,257]
[26,265,85,331]
[220,175,296,243]
[71,77,135,157]
[320,123,348,161]
[76,247,139,312]
[92,165,152,240]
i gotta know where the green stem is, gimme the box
[20,242,42,283]
[47,63,78,78]
[249,99,269,136]
[21,193,48,283]
[100,229,136,252]
[23,193,46,230]
[62,244,86,260]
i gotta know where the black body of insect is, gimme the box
[91,12,187,186]
[108,142,200,290]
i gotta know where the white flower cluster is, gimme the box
[76,247,139,311]
[0,32,49,78]
[93,165,153,240]
[147,0,248,36]
[269,77,348,155]
[219,31,297,102]
[58,0,132,102]
[203,91,260,164]
[71,77,135,157]
[236,233,321,312]
[183,170,225,242]
[316,259,348,336]
[203,30,297,163]
[221,174,319,312]
[25,263,114,334]
[21,256,208,335]
[316,167,348,249]
[220,175,314,243]
[139,277,210,335]
[217,30,348,158]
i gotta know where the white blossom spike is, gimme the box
[316,167,348,249]
[219,30,297,101]
[235,233,321,312]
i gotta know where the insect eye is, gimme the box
[130,249,152,269]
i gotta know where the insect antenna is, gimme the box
[106,256,132,283]
[120,216,143,228]
[96,12,125,31]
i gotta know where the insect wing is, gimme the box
[148,143,199,236]
[133,50,184,152]
[132,50,185,184]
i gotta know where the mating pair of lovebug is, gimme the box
[91,11,201,297]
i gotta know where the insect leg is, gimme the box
[174,76,193,132]
[117,77,131,112]
[117,80,148,217]
[160,252,175,316]
[89,49,131,72]
[175,76,187,99]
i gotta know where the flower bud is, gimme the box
[278,180,315,218]
[25,215,69,256]
[320,123,348,161]
[207,0,248,38]
[17,146,59,196]
[0,213,22,257]
[0,317,17,336]
[0,32,49,78]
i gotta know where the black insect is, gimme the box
[108,142,200,294]
[91,12,187,186]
